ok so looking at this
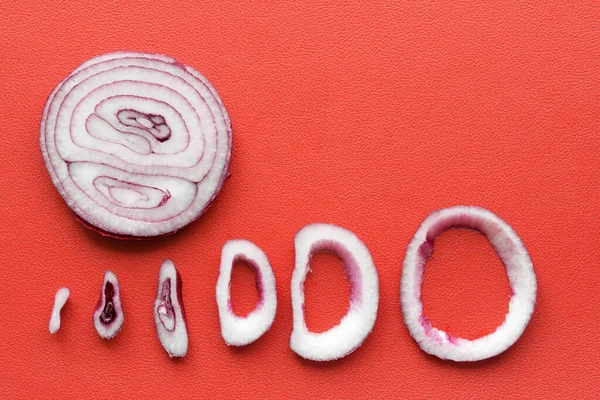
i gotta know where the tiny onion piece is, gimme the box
[49,287,70,334]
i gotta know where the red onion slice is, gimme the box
[401,206,537,362]
[93,271,124,339]
[154,259,188,357]
[291,224,379,361]
[49,287,70,334]
[40,52,232,238]
[216,240,277,346]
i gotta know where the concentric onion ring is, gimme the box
[40,52,232,238]
[401,206,537,362]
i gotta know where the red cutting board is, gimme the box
[1,1,599,398]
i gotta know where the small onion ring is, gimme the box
[401,206,537,362]
[40,52,231,238]
[216,240,277,346]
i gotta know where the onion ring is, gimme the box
[216,240,277,346]
[401,206,537,361]
[291,223,379,361]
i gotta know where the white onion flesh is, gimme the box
[401,206,537,362]
[40,52,232,238]
[290,223,379,361]
[49,287,70,334]
[216,240,277,346]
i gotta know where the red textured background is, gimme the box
[1,1,599,398]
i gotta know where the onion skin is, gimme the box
[40,52,232,239]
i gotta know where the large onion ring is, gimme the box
[401,206,537,361]
[40,52,232,238]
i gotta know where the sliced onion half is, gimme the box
[40,52,232,238]
[216,240,277,346]
[93,271,124,339]
[401,206,537,362]
[290,223,379,361]
[154,259,188,357]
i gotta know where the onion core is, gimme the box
[93,271,124,339]
[154,259,188,357]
